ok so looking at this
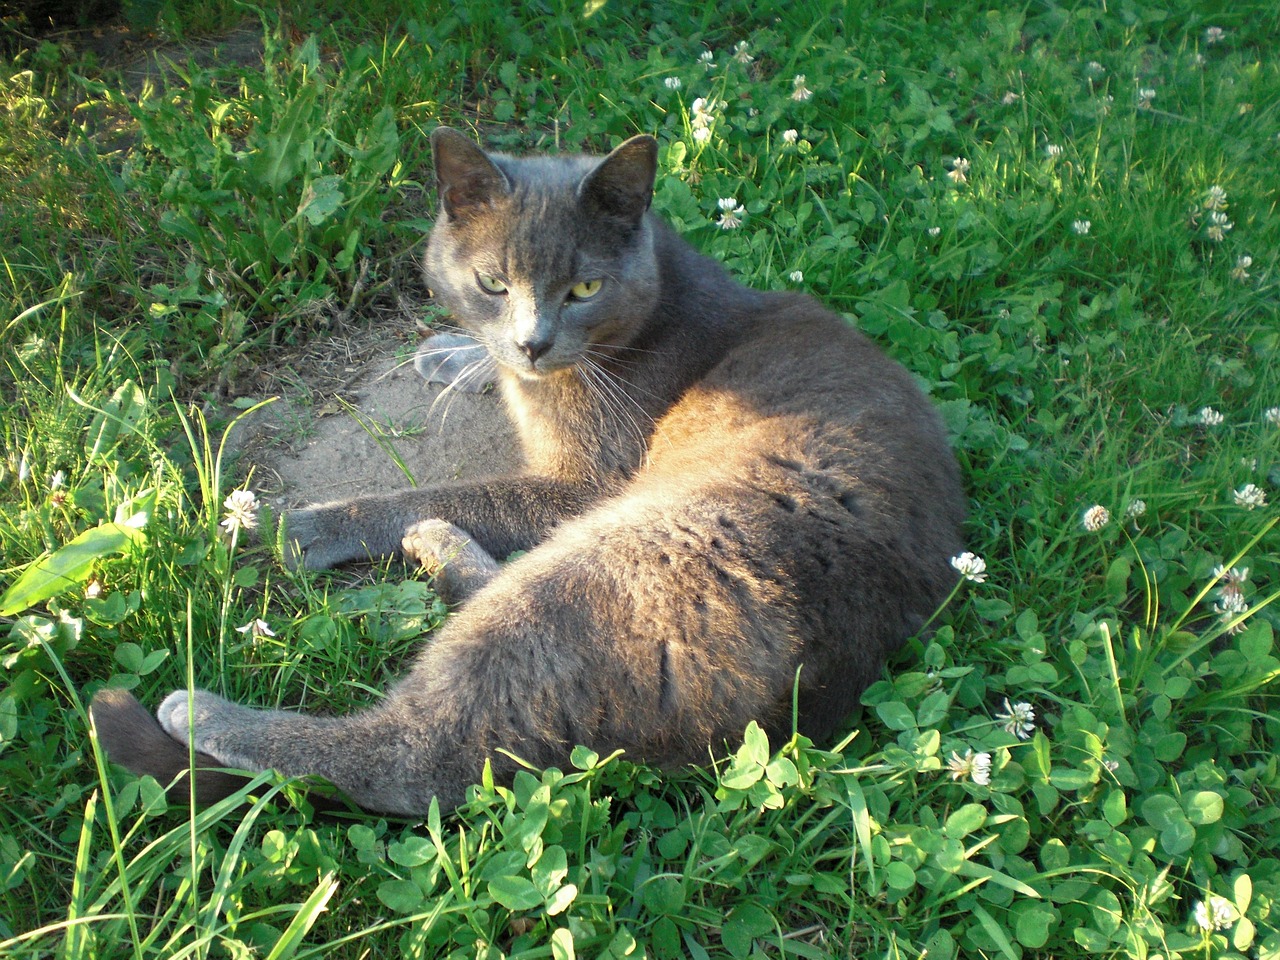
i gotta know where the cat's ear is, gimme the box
[430,127,511,222]
[578,134,658,224]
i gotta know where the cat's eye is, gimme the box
[569,279,604,301]
[476,273,508,294]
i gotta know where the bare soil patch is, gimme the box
[225,329,520,513]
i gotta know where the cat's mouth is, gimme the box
[492,349,576,381]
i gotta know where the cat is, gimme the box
[89,126,967,816]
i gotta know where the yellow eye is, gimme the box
[476,274,507,294]
[569,279,603,300]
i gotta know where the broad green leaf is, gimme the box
[721,903,774,959]
[1183,790,1224,825]
[532,844,568,896]
[376,878,423,913]
[1013,901,1055,948]
[1140,794,1183,829]
[551,927,575,960]
[1159,819,1196,856]
[741,720,770,765]
[247,83,319,191]
[297,175,344,226]
[641,876,685,915]
[387,836,435,867]
[0,521,146,616]
[875,700,916,730]
[1102,789,1127,826]
[114,642,144,672]
[545,883,577,917]
[85,380,147,462]
[488,875,542,911]
[885,860,916,891]
[943,803,987,839]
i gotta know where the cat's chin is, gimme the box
[499,358,578,382]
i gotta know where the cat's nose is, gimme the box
[517,336,553,363]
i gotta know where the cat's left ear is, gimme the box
[579,134,658,224]
[431,126,511,222]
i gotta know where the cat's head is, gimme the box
[423,127,661,380]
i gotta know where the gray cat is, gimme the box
[89,127,966,816]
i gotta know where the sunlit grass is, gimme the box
[1,0,1278,957]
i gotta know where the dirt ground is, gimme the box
[227,340,522,512]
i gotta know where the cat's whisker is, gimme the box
[426,355,494,428]
[582,356,657,428]
[576,358,651,460]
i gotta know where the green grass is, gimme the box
[2,0,1279,956]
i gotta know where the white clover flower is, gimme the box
[1193,895,1235,931]
[1212,564,1250,587]
[1203,185,1228,211]
[1205,26,1226,45]
[1072,219,1091,235]
[950,552,989,583]
[1082,504,1111,532]
[1214,591,1250,635]
[716,198,746,230]
[1122,499,1147,522]
[1001,91,1020,105]
[220,489,259,535]
[1233,483,1267,510]
[732,40,753,64]
[1206,211,1232,242]
[1197,406,1225,426]
[927,226,942,237]
[691,96,723,128]
[781,128,799,144]
[790,74,814,102]
[947,749,992,785]
[1214,590,1248,615]
[1085,61,1106,77]
[1265,407,1280,426]
[1137,87,1156,109]
[692,126,712,144]
[1045,143,1063,158]
[947,157,970,184]
[664,76,682,91]
[698,49,715,70]
[788,270,804,283]
[235,618,277,641]
[1231,255,1252,281]
[995,698,1036,739]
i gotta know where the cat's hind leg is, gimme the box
[402,519,501,603]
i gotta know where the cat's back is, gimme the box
[645,292,958,491]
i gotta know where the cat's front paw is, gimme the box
[403,519,500,602]
[157,689,262,772]
[279,506,355,570]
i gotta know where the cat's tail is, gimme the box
[88,688,251,807]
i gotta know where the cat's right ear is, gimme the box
[579,134,658,224]
[430,127,511,222]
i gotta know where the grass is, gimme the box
[2,0,1279,956]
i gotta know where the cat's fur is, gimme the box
[89,127,966,816]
